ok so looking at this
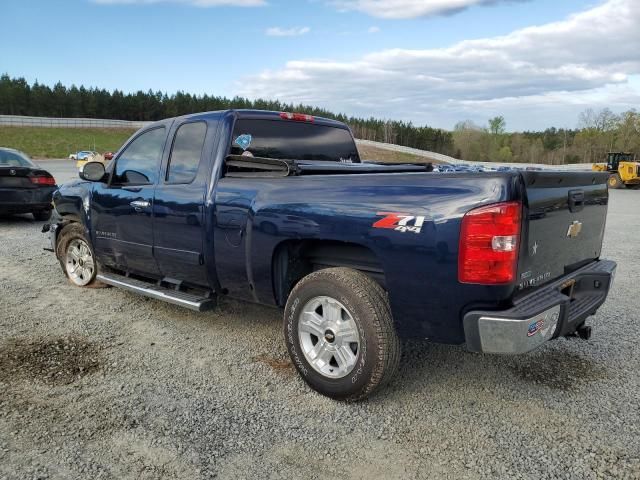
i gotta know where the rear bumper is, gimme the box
[0,187,56,213]
[1,205,52,213]
[464,259,616,354]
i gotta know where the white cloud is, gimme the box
[265,26,311,37]
[236,0,640,129]
[332,0,527,19]
[92,0,265,6]
[367,26,380,33]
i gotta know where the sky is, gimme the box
[2,0,639,131]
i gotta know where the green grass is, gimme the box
[0,126,137,159]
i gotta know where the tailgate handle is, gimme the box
[568,189,584,213]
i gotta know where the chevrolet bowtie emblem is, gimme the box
[566,220,583,238]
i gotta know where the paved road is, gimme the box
[36,159,79,184]
[1,164,638,479]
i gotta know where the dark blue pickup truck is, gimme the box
[46,110,616,400]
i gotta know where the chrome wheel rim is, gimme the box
[65,238,95,286]
[298,295,360,379]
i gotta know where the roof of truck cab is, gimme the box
[171,109,350,129]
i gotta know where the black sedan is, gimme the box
[0,147,57,220]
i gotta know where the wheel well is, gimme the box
[272,240,385,306]
[53,216,81,251]
[59,214,81,226]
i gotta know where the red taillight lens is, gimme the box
[458,201,521,284]
[30,175,56,186]
[279,112,314,122]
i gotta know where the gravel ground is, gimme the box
[1,163,639,479]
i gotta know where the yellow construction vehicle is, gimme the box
[592,152,640,189]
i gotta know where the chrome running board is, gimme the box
[96,272,216,311]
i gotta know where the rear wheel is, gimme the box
[32,210,52,221]
[284,267,401,401]
[56,223,98,287]
[608,173,625,189]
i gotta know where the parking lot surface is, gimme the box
[1,162,639,479]
[36,159,78,184]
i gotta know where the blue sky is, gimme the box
[2,0,639,130]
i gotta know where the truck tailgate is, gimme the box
[517,171,609,292]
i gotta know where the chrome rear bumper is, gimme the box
[464,260,616,354]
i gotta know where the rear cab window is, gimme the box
[230,119,359,163]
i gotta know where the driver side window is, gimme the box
[113,127,166,185]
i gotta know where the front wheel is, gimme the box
[608,173,625,189]
[56,223,98,287]
[284,267,401,401]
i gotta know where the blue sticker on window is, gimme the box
[234,134,252,151]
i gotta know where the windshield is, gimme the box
[0,149,35,167]
[230,119,359,162]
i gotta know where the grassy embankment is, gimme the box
[0,126,440,163]
[0,126,136,159]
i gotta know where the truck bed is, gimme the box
[213,165,610,342]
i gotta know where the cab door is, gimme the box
[152,121,210,286]
[91,126,168,276]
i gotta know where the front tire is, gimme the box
[56,223,98,287]
[608,173,625,189]
[284,267,401,401]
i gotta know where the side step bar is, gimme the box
[96,272,216,312]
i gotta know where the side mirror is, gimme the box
[79,161,106,182]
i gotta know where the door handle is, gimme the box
[130,200,150,212]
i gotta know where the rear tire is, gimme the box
[284,267,401,401]
[56,223,99,287]
[33,210,52,221]
[608,173,625,189]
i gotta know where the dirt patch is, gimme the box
[0,336,102,386]
[254,354,293,374]
[508,350,607,390]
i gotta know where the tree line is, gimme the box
[453,109,640,164]
[0,74,454,156]
[1,75,638,164]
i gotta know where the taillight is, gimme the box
[279,112,314,122]
[30,175,56,186]
[458,201,521,284]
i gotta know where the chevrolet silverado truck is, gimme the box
[45,110,616,401]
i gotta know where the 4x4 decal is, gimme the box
[373,212,426,234]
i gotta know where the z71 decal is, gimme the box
[373,212,426,234]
